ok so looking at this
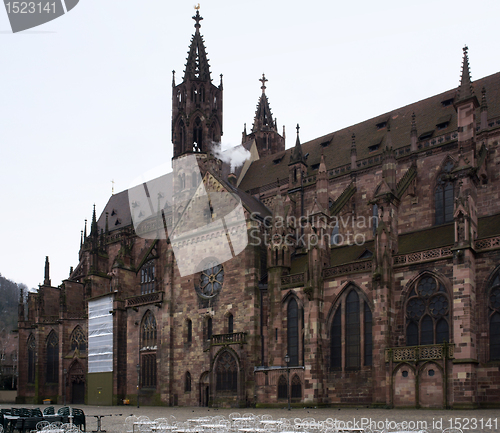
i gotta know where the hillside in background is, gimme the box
[0,274,28,336]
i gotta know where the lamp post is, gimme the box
[63,368,67,406]
[284,353,291,411]
[136,363,140,408]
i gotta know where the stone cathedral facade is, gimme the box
[16,11,500,409]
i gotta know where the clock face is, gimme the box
[197,262,224,298]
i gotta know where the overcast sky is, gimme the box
[2,0,500,290]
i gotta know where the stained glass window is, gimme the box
[216,351,237,393]
[406,275,450,346]
[70,326,87,352]
[141,259,155,295]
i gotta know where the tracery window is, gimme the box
[27,334,35,384]
[140,311,157,388]
[406,275,450,346]
[435,160,454,225]
[489,270,500,360]
[140,259,155,295]
[70,326,87,352]
[141,311,157,350]
[330,286,372,371]
[287,298,299,366]
[215,351,237,393]
[277,374,287,399]
[46,331,59,383]
[198,263,224,298]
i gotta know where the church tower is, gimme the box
[172,9,223,159]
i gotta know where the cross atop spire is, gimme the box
[296,123,300,136]
[193,7,203,33]
[260,73,268,93]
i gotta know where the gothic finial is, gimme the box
[296,123,300,135]
[220,73,223,89]
[91,204,98,237]
[259,73,268,93]
[44,256,50,286]
[84,219,87,238]
[193,8,203,32]
[80,230,83,248]
[172,70,175,87]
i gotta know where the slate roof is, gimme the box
[326,214,500,268]
[239,72,500,193]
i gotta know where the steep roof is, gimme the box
[239,72,500,193]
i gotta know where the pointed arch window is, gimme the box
[27,334,35,384]
[178,119,186,151]
[488,270,500,360]
[140,259,155,295]
[141,311,157,350]
[287,298,299,366]
[215,351,238,393]
[228,314,234,334]
[46,331,59,383]
[187,319,192,343]
[291,374,302,399]
[70,326,87,353]
[405,275,450,346]
[277,374,287,399]
[330,287,372,371]
[435,161,454,225]
[193,117,203,152]
[140,311,157,389]
[185,371,192,392]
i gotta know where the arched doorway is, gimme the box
[199,372,210,407]
[69,361,85,404]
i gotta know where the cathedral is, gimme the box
[16,10,500,409]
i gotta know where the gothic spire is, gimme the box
[456,45,475,102]
[252,74,275,133]
[290,124,304,164]
[183,9,211,81]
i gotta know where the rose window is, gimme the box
[199,263,224,298]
